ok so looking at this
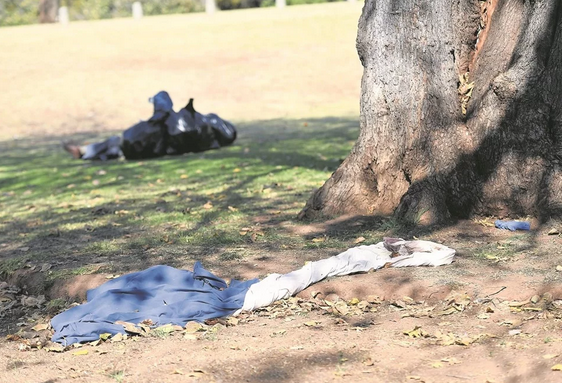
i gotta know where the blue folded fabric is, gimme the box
[51,263,258,346]
[494,220,531,231]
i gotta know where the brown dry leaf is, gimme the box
[185,321,204,333]
[363,357,374,366]
[188,369,206,377]
[552,364,562,371]
[111,333,125,342]
[239,227,250,236]
[366,295,382,304]
[333,301,350,315]
[271,329,287,337]
[403,326,427,338]
[437,306,459,316]
[203,201,213,210]
[357,301,370,311]
[31,323,49,332]
[44,343,66,353]
[303,321,319,327]
[115,321,142,335]
[228,206,238,212]
[73,349,89,356]
[508,299,530,307]
[172,369,184,375]
[354,236,366,244]
[441,357,461,365]
[155,324,182,334]
[543,354,559,359]
[227,317,239,326]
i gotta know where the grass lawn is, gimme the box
[0,2,369,283]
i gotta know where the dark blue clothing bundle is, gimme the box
[51,263,258,346]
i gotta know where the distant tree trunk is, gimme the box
[39,0,58,23]
[300,0,562,224]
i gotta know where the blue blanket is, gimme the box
[51,263,258,345]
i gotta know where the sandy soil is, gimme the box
[2,220,562,383]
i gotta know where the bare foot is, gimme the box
[63,142,83,159]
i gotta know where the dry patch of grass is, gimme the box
[0,3,363,139]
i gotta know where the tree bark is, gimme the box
[39,0,58,23]
[300,0,562,224]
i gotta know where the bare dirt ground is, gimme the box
[2,219,562,383]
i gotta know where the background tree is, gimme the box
[39,0,58,23]
[300,0,562,224]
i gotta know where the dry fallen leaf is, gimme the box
[73,349,89,356]
[348,298,360,305]
[363,357,374,366]
[185,321,204,333]
[303,321,320,327]
[354,236,366,244]
[115,321,142,335]
[31,323,49,332]
[543,354,559,359]
[403,326,427,338]
[552,364,562,371]
[227,317,239,326]
[188,369,206,377]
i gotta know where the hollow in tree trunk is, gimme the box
[300,0,562,224]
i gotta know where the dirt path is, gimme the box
[2,222,562,383]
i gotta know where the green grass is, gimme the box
[0,3,391,284]
[0,117,366,277]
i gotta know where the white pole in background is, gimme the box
[276,0,286,8]
[58,6,69,25]
[132,2,143,19]
[205,0,216,14]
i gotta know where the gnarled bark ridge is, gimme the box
[301,0,562,224]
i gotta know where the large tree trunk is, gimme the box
[300,0,562,224]
[39,0,58,23]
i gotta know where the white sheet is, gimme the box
[237,238,455,313]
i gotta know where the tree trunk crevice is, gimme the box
[300,0,562,224]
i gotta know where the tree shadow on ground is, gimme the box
[0,116,360,283]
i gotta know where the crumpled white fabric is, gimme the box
[236,239,455,313]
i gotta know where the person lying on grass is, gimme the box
[63,91,236,161]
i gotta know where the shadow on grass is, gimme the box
[0,116,360,282]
